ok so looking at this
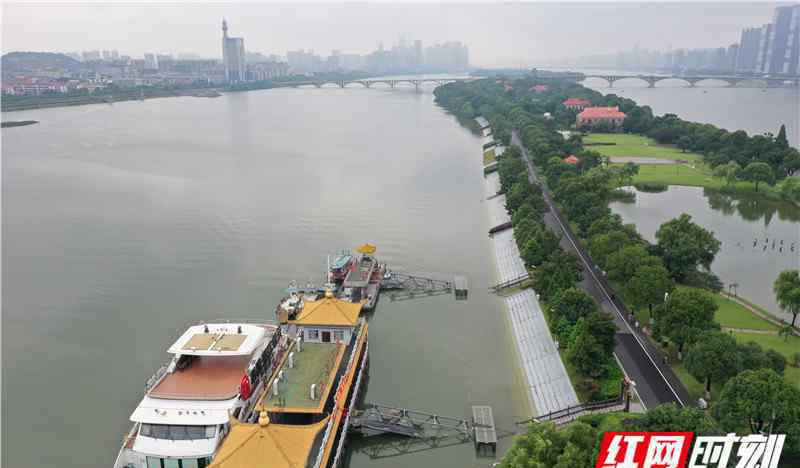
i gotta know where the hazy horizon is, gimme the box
[1,2,783,67]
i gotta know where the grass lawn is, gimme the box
[584,133,702,162]
[610,162,788,200]
[672,361,721,402]
[483,148,496,166]
[712,292,779,331]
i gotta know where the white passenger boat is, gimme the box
[113,322,287,468]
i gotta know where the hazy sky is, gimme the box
[1,2,783,67]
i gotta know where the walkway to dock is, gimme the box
[506,289,579,415]
[487,195,510,229]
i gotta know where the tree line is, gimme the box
[435,76,800,462]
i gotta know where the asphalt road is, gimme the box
[511,131,692,410]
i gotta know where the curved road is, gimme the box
[511,130,691,410]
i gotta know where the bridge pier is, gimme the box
[390,80,396,89]
[338,81,345,89]
[313,83,322,89]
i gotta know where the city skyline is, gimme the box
[2,3,780,68]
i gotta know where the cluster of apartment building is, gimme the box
[2,19,471,95]
[284,38,469,75]
[563,4,799,77]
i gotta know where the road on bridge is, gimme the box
[511,130,691,410]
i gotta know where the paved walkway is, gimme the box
[485,172,502,199]
[492,229,527,283]
[506,289,580,415]
[609,156,676,165]
[487,194,511,228]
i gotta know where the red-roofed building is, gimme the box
[530,84,549,93]
[564,155,580,165]
[576,106,627,128]
[563,98,592,110]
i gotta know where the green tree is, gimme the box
[777,124,789,149]
[741,161,774,192]
[521,226,562,269]
[605,245,661,284]
[549,288,597,324]
[531,251,583,301]
[626,264,672,317]
[684,331,741,399]
[629,404,719,434]
[500,421,599,468]
[654,288,719,357]
[567,319,608,377]
[655,214,721,281]
[714,368,800,437]
[588,231,633,267]
[773,270,800,327]
[712,161,741,186]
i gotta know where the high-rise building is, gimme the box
[424,42,469,72]
[763,5,799,75]
[756,23,774,73]
[221,19,246,82]
[143,53,159,71]
[736,26,764,73]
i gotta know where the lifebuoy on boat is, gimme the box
[240,374,251,400]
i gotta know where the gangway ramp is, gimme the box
[350,403,497,454]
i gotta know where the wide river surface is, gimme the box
[2,87,527,468]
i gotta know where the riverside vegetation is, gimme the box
[434,75,800,465]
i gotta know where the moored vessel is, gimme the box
[209,290,369,468]
[113,322,285,468]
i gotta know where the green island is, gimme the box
[436,75,800,466]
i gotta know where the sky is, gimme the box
[1,2,784,68]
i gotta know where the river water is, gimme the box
[2,87,527,468]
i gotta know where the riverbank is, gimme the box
[479,124,579,418]
[0,87,228,112]
[1,120,38,128]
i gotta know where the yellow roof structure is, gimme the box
[210,414,329,468]
[356,243,376,254]
[291,292,363,327]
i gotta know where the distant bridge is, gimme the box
[280,77,477,90]
[580,74,800,88]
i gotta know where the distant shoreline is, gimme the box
[1,88,224,112]
[1,120,38,128]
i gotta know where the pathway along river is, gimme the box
[2,87,527,468]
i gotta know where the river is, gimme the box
[2,87,527,468]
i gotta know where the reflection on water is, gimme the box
[610,186,800,321]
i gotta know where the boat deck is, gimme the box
[263,343,345,413]
[149,355,251,400]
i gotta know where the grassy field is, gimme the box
[713,293,779,331]
[483,149,496,166]
[613,162,788,199]
[584,133,702,162]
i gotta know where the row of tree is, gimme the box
[435,76,800,461]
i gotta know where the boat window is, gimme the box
[146,457,161,468]
[163,460,180,468]
[139,424,215,440]
[333,330,344,342]
[181,460,199,468]
[307,329,319,341]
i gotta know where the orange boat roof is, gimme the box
[149,355,250,400]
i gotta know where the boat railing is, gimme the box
[199,318,280,326]
[145,363,170,393]
[312,322,366,468]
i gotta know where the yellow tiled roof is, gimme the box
[290,296,363,327]
[210,415,329,468]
